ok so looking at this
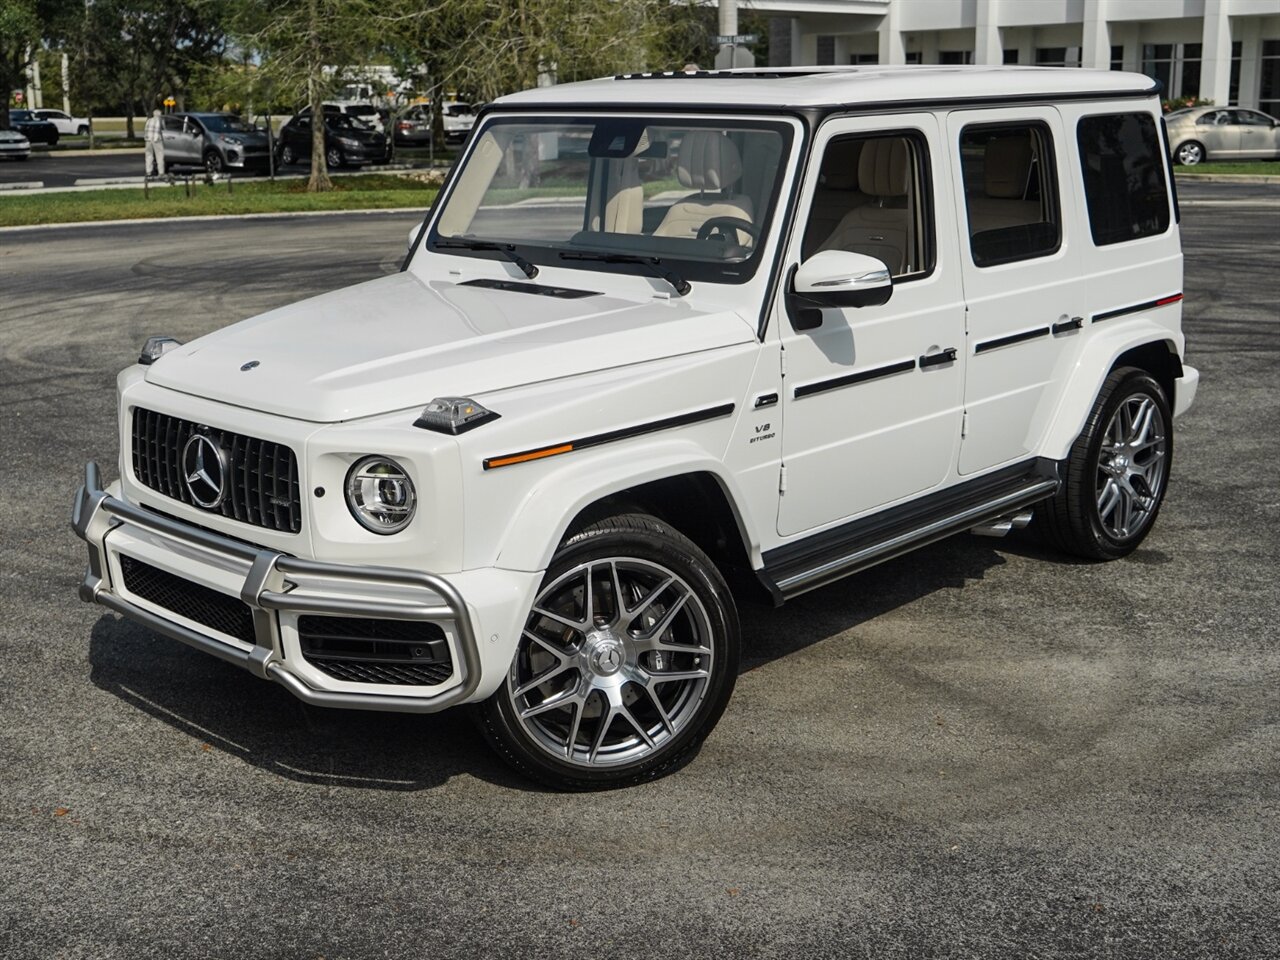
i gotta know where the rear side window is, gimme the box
[958,122,1061,267]
[1077,113,1171,245]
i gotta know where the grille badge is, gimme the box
[182,434,228,509]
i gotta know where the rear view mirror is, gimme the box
[792,250,893,309]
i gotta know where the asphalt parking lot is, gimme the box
[1,182,1277,958]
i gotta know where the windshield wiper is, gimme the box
[559,252,690,297]
[435,238,538,280]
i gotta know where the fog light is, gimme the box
[345,456,416,534]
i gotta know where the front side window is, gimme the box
[799,131,933,279]
[429,117,792,284]
[958,123,1060,267]
[1077,113,1171,246]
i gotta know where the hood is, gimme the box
[145,271,757,423]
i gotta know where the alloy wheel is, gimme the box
[1095,394,1168,540]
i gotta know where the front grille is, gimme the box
[298,616,453,686]
[119,555,256,645]
[131,407,301,533]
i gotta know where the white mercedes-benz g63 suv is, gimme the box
[73,66,1198,789]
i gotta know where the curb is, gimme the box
[1174,173,1279,184]
[0,205,429,233]
[51,147,146,157]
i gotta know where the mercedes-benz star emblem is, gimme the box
[182,434,228,509]
[240,360,260,371]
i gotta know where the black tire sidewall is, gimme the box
[204,150,222,172]
[481,515,740,790]
[1075,370,1173,558]
[281,145,295,165]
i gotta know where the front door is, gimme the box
[776,114,966,538]
[946,107,1084,475]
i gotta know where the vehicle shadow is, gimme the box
[87,531,1075,792]
[87,615,534,793]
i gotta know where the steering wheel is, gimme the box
[696,216,759,245]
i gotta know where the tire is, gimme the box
[77,125,89,136]
[203,150,224,173]
[479,513,740,790]
[1175,140,1205,166]
[1036,367,1173,560]
[325,146,343,169]
[280,144,297,166]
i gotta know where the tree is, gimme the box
[230,0,387,191]
[0,0,40,128]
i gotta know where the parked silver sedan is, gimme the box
[1166,106,1280,165]
[0,128,31,160]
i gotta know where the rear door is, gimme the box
[946,107,1085,475]
[1236,109,1280,158]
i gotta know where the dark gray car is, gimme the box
[162,113,271,173]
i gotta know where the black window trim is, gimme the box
[957,118,1064,269]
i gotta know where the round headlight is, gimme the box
[345,456,416,534]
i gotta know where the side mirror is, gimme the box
[792,250,893,310]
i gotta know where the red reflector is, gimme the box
[1155,294,1184,306]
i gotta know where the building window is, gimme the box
[1077,113,1170,246]
[1259,40,1279,116]
[1003,49,1018,65]
[905,51,922,64]
[816,36,835,66]
[1229,41,1242,104]
[940,50,973,65]
[1142,43,1201,99]
[959,122,1061,267]
[849,53,879,65]
[1110,45,1123,71]
[1036,47,1081,68]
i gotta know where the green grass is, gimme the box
[0,174,439,227]
[1173,160,1280,175]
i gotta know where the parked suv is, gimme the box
[276,111,387,168]
[31,108,90,137]
[73,67,1198,790]
[162,113,271,173]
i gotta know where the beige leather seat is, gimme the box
[817,137,913,274]
[965,135,1042,232]
[653,131,754,244]
[802,138,867,259]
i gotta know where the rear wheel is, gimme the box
[77,124,89,136]
[1036,367,1173,560]
[479,514,739,790]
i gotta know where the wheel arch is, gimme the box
[491,443,762,581]
[1042,325,1184,461]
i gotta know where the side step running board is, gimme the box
[759,459,1061,603]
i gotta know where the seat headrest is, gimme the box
[820,139,863,191]
[676,131,744,191]
[857,138,911,197]
[984,136,1033,199]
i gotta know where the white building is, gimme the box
[746,0,1280,114]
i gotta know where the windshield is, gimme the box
[347,104,377,116]
[202,115,252,134]
[327,115,365,131]
[445,104,475,117]
[428,117,791,284]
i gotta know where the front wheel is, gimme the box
[1175,140,1205,166]
[479,514,740,790]
[1036,367,1173,560]
[279,144,297,166]
[203,150,224,173]
[325,146,343,169]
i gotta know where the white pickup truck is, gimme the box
[73,66,1197,790]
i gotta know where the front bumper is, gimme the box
[71,461,482,713]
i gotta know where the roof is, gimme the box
[494,65,1158,111]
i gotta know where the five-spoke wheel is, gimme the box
[480,514,739,789]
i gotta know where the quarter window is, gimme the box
[1077,113,1171,246]
[800,131,934,279]
[958,123,1060,267]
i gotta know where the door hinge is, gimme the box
[779,463,788,495]
[961,411,968,438]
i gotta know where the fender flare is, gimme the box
[492,438,761,574]
[1041,320,1184,461]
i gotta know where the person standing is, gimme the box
[144,108,165,177]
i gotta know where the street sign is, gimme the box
[713,34,758,45]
